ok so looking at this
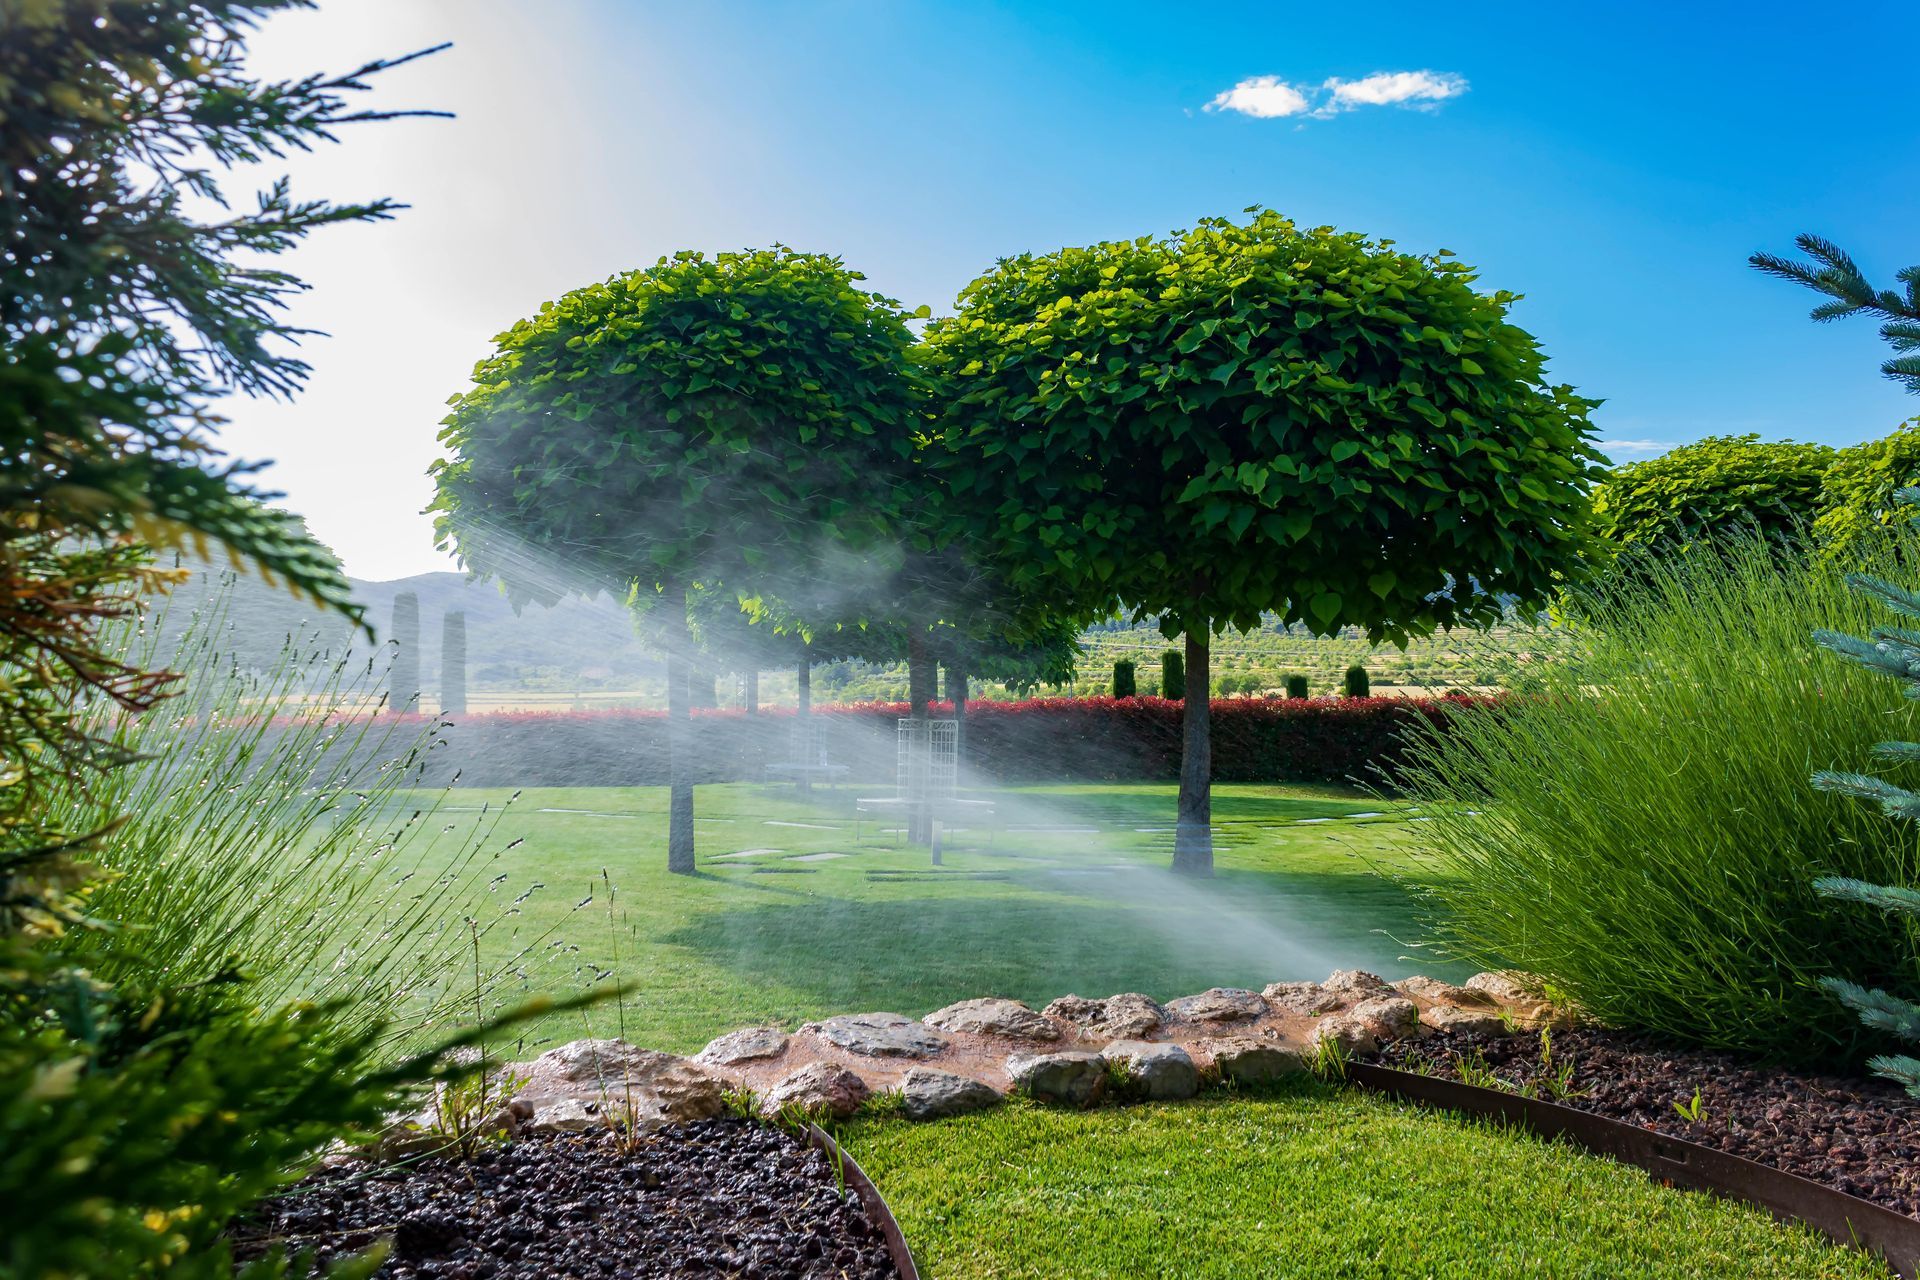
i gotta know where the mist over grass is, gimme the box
[1402,531,1920,1066]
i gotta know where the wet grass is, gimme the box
[844,1085,1894,1280]
[420,780,1453,1056]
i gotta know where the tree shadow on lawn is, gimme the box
[656,867,1471,1021]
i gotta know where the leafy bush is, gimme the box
[1815,419,1920,561]
[1113,659,1136,698]
[1161,650,1185,701]
[1402,532,1920,1065]
[1344,665,1370,698]
[1591,434,1834,551]
[1286,674,1310,700]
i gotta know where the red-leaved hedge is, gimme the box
[421,694,1496,788]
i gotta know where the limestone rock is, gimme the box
[1464,971,1545,1004]
[525,1097,597,1135]
[695,1026,789,1067]
[1349,995,1420,1041]
[900,1068,1002,1120]
[1165,987,1269,1024]
[1104,1040,1198,1100]
[1394,976,1495,1007]
[1200,1036,1309,1084]
[1323,970,1394,999]
[510,1039,724,1126]
[1262,981,1342,1016]
[1042,992,1166,1040]
[1308,1014,1378,1058]
[1006,1050,1106,1106]
[924,997,1060,1042]
[1420,1003,1513,1034]
[800,1012,949,1059]
[760,1062,871,1120]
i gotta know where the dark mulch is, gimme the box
[1375,1026,1920,1215]
[234,1119,901,1279]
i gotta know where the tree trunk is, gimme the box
[663,582,695,875]
[949,659,969,772]
[1173,625,1213,876]
[795,639,812,796]
[907,629,933,847]
[744,669,759,716]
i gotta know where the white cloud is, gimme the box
[1205,75,1313,119]
[1206,69,1468,121]
[1324,70,1468,111]
[1598,439,1671,459]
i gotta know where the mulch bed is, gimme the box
[1374,1026,1920,1216]
[234,1118,901,1279]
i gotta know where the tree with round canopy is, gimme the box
[922,209,1602,874]
[1591,434,1834,552]
[431,247,923,872]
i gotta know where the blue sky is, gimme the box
[229,0,1920,579]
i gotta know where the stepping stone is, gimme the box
[1344,811,1387,819]
[764,820,841,830]
[786,852,848,862]
[695,1027,789,1066]
[1006,1050,1105,1106]
[1105,1040,1198,1100]
[901,1068,1002,1120]
[535,808,639,818]
[1166,987,1269,1023]
[707,848,784,861]
[801,1012,949,1059]
[924,997,1060,1042]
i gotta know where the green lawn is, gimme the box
[413,781,1885,1278]
[844,1087,1890,1280]
[444,780,1453,1055]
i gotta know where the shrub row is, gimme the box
[419,694,1495,788]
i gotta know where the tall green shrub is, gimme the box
[441,609,468,715]
[1344,664,1370,698]
[390,589,421,714]
[1401,532,1920,1065]
[1286,674,1310,700]
[1161,649,1185,702]
[1113,659,1137,698]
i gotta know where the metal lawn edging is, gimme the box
[1347,1061,1920,1278]
[805,1123,923,1280]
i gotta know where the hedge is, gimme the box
[412,694,1496,788]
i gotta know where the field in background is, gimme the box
[428,781,1458,1057]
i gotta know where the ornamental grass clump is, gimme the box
[1402,529,1920,1066]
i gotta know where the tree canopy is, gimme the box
[923,210,1601,643]
[1591,434,1835,551]
[431,246,927,870]
[922,209,1602,870]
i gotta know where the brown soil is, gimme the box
[1376,1026,1920,1216]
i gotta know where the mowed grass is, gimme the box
[423,781,1453,1054]
[844,1087,1893,1280]
[410,781,1887,1278]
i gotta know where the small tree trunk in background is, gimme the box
[795,639,813,796]
[907,629,933,846]
[949,658,970,771]
[440,609,467,716]
[1173,625,1213,876]
[745,669,759,716]
[663,581,695,875]
[389,591,420,715]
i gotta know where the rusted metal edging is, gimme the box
[805,1123,923,1280]
[1348,1061,1920,1279]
